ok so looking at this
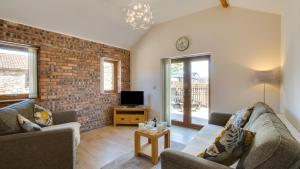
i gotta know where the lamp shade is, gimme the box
[255,69,280,83]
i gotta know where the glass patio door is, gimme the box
[170,56,210,129]
[170,62,184,123]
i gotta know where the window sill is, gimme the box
[0,94,29,101]
[101,92,119,96]
[0,99,27,103]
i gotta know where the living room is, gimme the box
[0,0,299,169]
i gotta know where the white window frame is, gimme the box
[0,41,38,100]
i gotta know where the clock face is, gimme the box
[176,36,189,51]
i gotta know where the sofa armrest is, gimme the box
[161,149,232,169]
[0,129,75,169]
[208,112,232,127]
[53,111,77,125]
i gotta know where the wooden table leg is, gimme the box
[151,137,158,165]
[164,130,170,148]
[148,138,151,144]
[113,109,116,127]
[134,132,140,156]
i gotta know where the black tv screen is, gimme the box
[120,91,144,106]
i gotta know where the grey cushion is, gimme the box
[289,153,300,169]
[0,108,22,136]
[17,114,42,132]
[41,122,81,146]
[0,99,35,136]
[6,99,35,122]
[237,113,300,169]
[161,150,232,169]
[244,102,274,130]
[182,124,224,156]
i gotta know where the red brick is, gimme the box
[0,19,130,131]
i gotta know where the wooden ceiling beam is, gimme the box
[220,0,229,8]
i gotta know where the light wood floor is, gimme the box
[76,125,198,169]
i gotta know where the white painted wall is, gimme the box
[281,0,300,131]
[131,7,281,119]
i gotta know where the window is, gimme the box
[101,58,119,94]
[0,42,38,101]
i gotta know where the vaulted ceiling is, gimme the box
[0,0,285,49]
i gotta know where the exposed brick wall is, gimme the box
[0,19,130,131]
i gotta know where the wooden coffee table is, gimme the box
[134,129,170,165]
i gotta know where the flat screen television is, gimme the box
[120,91,144,106]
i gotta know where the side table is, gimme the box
[134,129,170,165]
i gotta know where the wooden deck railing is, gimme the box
[171,84,209,109]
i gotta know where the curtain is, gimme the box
[28,47,38,98]
[162,58,172,125]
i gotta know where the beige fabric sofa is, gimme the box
[0,99,80,169]
[161,102,300,169]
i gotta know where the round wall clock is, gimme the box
[176,36,189,51]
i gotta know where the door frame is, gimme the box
[170,55,211,130]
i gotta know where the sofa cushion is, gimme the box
[7,99,35,122]
[243,102,273,130]
[41,122,81,146]
[237,113,300,169]
[198,124,255,166]
[0,107,22,135]
[182,124,224,156]
[225,107,253,128]
[17,114,42,132]
[34,104,53,126]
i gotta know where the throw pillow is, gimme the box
[17,114,41,132]
[0,107,23,136]
[34,104,53,126]
[198,124,255,166]
[225,106,254,128]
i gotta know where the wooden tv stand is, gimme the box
[113,107,148,127]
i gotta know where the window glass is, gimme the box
[104,61,114,91]
[0,47,29,95]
